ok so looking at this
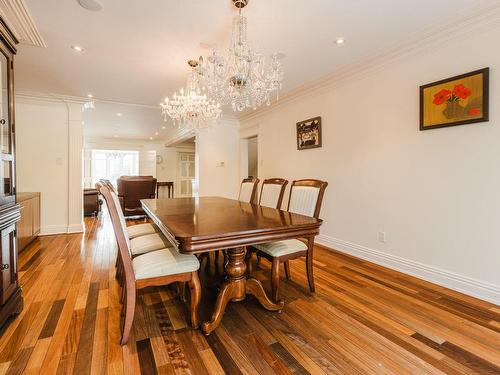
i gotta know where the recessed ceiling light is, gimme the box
[335,38,345,45]
[149,137,153,140]
[116,113,122,117]
[78,0,103,12]
[161,126,166,129]
[155,132,159,135]
[71,45,84,52]
[87,94,93,98]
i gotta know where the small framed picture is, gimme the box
[420,68,489,130]
[297,117,322,150]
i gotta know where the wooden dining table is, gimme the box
[141,196,323,335]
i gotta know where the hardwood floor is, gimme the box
[0,213,499,374]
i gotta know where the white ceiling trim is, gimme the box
[0,0,46,48]
[239,1,500,122]
[15,90,160,108]
[164,129,196,147]
[16,91,88,105]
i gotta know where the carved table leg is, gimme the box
[247,278,284,311]
[201,281,237,335]
[201,247,284,335]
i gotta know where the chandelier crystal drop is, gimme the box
[198,0,284,112]
[161,59,222,131]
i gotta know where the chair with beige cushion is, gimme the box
[99,184,201,345]
[98,179,157,239]
[238,177,260,203]
[109,189,166,256]
[95,181,168,285]
[250,179,328,302]
[258,178,288,209]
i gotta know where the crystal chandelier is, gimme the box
[161,59,222,131]
[198,0,284,112]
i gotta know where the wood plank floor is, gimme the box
[0,213,499,374]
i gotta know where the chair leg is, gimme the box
[284,260,291,280]
[246,250,253,277]
[178,282,186,302]
[208,252,216,276]
[120,291,126,316]
[188,271,201,328]
[117,264,124,286]
[121,289,136,345]
[271,258,280,303]
[120,283,125,305]
[306,238,315,293]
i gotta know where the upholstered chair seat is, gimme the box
[254,239,307,257]
[130,233,169,256]
[127,223,157,239]
[133,248,200,280]
[248,179,328,302]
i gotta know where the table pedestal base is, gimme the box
[201,247,284,335]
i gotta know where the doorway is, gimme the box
[177,151,195,197]
[247,136,258,178]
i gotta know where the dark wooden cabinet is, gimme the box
[0,18,22,329]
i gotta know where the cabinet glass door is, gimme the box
[0,52,9,154]
[0,50,13,204]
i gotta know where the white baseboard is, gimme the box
[40,224,84,236]
[67,223,84,234]
[316,234,500,305]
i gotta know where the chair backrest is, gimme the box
[259,178,288,209]
[287,179,328,218]
[117,176,157,214]
[238,177,259,203]
[98,184,135,284]
[98,179,116,192]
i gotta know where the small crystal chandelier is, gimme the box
[198,0,284,112]
[161,59,222,131]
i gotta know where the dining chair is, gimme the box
[259,178,288,209]
[97,180,157,239]
[238,177,260,203]
[96,182,172,290]
[99,184,201,345]
[250,179,328,302]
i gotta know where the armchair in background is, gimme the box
[116,176,157,217]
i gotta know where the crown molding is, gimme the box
[16,91,89,105]
[15,90,164,109]
[164,129,195,147]
[0,0,46,48]
[239,1,500,123]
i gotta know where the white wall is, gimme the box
[197,119,240,199]
[240,24,500,303]
[16,97,84,235]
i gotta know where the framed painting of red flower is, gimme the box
[420,68,489,130]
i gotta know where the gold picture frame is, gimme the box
[420,68,489,130]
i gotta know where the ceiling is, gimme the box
[82,101,178,141]
[13,0,488,139]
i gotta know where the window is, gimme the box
[91,150,139,187]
